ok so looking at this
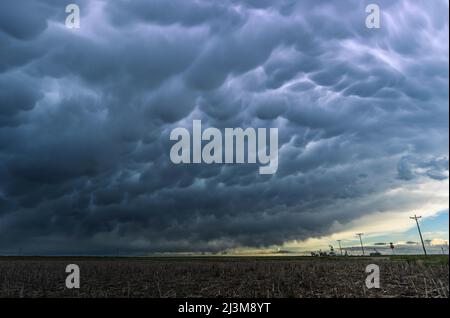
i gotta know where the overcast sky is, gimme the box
[0,0,448,255]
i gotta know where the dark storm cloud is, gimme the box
[0,72,43,117]
[397,156,449,181]
[0,0,49,40]
[0,0,448,254]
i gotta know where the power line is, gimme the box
[337,240,343,256]
[356,233,365,256]
[410,214,427,256]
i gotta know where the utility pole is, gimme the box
[410,215,427,256]
[356,233,365,256]
[337,240,343,256]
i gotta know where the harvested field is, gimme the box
[0,256,448,298]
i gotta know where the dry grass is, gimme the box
[0,257,448,298]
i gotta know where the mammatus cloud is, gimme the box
[397,156,449,181]
[0,0,448,254]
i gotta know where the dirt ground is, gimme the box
[0,256,448,298]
